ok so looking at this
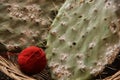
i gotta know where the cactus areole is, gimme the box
[18,46,47,75]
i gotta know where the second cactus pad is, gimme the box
[46,0,120,80]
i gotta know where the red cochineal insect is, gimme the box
[18,46,47,75]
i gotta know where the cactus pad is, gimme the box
[46,0,120,80]
[0,0,64,50]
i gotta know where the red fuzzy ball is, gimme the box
[18,46,47,75]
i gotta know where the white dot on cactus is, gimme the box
[61,22,67,26]
[52,48,57,53]
[71,27,76,31]
[60,54,68,61]
[65,3,71,9]
[50,29,57,35]
[77,60,86,69]
[53,65,71,78]
[96,61,105,67]
[90,66,103,74]
[59,35,65,41]
[76,53,85,59]
[89,42,96,49]
[105,45,120,64]
[109,22,117,34]
[80,0,85,3]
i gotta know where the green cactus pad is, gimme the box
[0,0,64,50]
[46,0,120,80]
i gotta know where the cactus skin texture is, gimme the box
[0,0,64,50]
[46,0,120,80]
